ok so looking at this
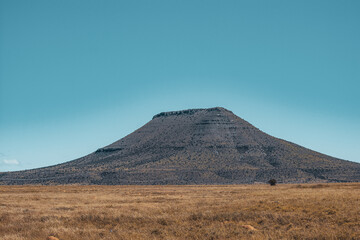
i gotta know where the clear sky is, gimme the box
[0,0,359,171]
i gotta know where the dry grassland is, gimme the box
[0,183,359,240]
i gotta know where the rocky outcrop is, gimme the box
[152,107,225,119]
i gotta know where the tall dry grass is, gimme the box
[0,183,359,239]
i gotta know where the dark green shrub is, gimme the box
[268,179,277,186]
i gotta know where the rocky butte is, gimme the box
[1,107,360,185]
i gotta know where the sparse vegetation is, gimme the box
[0,183,359,239]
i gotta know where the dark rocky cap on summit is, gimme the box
[152,107,230,119]
[1,107,359,185]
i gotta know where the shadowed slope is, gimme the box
[1,107,359,184]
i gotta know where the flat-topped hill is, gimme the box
[1,107,359,184]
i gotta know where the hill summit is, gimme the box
[1,107,360,184]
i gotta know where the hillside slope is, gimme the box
[1,107,359,184]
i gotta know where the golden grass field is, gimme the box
[0,183,359,240]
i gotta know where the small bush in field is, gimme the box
[268,179,277,186]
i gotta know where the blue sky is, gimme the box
[0,0,359,171]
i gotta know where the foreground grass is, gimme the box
[0,183,359,240]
